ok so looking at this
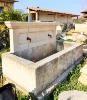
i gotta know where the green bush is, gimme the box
[73,18,86,24]
[17,91,37,100]
[17,91,28,100]
[0,28,10,50]
[0,8,27,21]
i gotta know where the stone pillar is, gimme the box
[28,13,32,22]
[36,12,38,22]
[55,14,57,22]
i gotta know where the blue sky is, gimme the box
[14,0,87,14]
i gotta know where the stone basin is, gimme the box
[2,22,83,95]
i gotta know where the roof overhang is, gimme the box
[28,7,79,17]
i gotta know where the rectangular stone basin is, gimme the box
[2,22,83,95]
[2,43,83,95]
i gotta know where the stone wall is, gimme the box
[2,43,83,95]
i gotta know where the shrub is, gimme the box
[0,8,27,21]
[73,18,86,24]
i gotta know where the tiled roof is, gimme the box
[28,7,79,17]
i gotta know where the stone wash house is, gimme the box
[0,0,18,13]
[27,7,79,24]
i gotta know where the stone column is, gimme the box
[36,12,38,22]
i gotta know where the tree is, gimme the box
[0,8,27,21]
[0,8,28,50]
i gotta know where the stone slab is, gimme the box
[59,90,87,100]
[79,73,87,85]
[80,65,87,74]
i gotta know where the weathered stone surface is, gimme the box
[59,90,87,100]
[5,22,57,61]
[36,43,83,93]
[2,43,83,95]
[2,53,37,93]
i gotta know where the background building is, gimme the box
[81,10,87,18]
[27,7,79,24]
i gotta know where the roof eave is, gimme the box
[28,7,79,17]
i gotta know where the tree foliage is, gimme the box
[0,8,27,21]
[0,8,28,50]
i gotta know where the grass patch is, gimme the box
[17,91,28,100]
[17,91,37,100]
[45,59,87,100]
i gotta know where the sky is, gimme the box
[14,0,87,14]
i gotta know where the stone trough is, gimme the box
[2,22,83,96]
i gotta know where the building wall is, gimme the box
[55,15,73,24]
[29,11,73,24]
[39,12,55,22]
